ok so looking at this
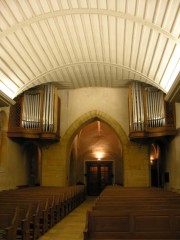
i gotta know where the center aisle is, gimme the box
[38,197,96,240]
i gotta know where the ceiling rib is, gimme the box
[0,0,179,100]
[1,9,179,44]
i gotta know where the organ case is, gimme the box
[128,82,177,140]
[8,84,60,140]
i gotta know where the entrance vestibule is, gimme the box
[69,118,123,189]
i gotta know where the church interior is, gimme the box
[0,0,180,239]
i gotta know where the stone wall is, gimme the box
[0,107,29,190]
[1,88,179,190]
[42,88,150,187]
[165,103,180,193]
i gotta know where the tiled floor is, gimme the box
[38,197,96,240]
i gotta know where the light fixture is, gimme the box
[150,155,154,165]
[94,148,105,159]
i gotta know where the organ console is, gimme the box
[7,84,60,140]
[129,81,177,140]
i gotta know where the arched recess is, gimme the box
[149,139,168,188]
[23,141,42,186]
[60,110,129,185]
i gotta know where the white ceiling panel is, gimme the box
[0,0,179,99]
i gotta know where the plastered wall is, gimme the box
[59,88,129,136]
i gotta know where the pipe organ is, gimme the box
[22,93,41,129]
[131,82,144,131]
[146,88,165,128]
[8,84,60,140]
[129,82,177,139]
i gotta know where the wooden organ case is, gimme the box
[128,82,177,140]
[7,84,60,140]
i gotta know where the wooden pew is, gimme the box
[17,187,71,222]
[84,186,180,240]
[0,190,57,230]
[0,194,50,235]
[0,199,41,240]
[84,209,180,240]
[0,207,20,240]
[93,203,180,212]
[0,203,32,240]
[0,185,86,239]
[99,186,180,198]
[20,185,86,216]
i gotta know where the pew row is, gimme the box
[84,209,180,239]
[0,185,86,240]
[0,207,20,240]
[84,186,180,240]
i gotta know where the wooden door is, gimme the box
[86,161,113,196]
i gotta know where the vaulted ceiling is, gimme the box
[0,0,180,100]
[74,120,122,161]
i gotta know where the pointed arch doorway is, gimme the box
[149,141,167,188]
[42,110,149,188]
[70,118,123,195]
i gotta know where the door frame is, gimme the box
[84,159,115,187]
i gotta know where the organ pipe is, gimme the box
[131,82,144,131]
[43,84,56,133]
[146,88,165,128]
[22,93,41,129]
[129,81,176,139]
[130,82,166,131]
[8,84,60,139]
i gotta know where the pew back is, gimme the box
[85,209,180,239]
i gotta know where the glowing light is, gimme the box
[95,151,104,159]
[94,148,105,159]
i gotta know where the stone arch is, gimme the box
[62,110,129,145]
[42,110,149,187]
[60,110,129,185]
